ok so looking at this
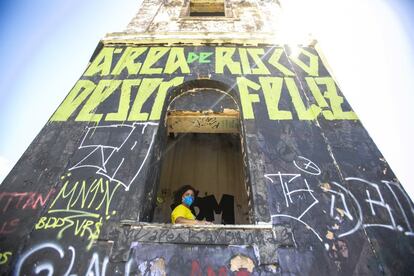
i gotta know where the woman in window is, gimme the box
[171,185,212,225]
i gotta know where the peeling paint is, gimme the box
[230,255,255,273]
[326,231,334,240]
[320,182,331,191]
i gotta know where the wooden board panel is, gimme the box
[167,113,239,134]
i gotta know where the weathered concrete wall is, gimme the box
[1,44,413,275]
[104,0,286,45]
[124,0,280,34]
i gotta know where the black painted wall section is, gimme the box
[0,45,413,275]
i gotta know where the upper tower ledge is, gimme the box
[102,0,307,46]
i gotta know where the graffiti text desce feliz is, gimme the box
[50,77,183,122]
[50,76,356,122]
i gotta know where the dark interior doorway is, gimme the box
[152,132,250,224]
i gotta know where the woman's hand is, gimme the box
[197,220,213,225]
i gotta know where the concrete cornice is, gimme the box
[103,31,315,46]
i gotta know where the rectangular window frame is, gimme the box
[189,0,225,17]
[179,0,236,20]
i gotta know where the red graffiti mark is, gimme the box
[191,260,227,276]
[0,218,19,235]
[0,189,55,213]
[235,269,251,276]
[207,266,227,276]
[191,260,202,276]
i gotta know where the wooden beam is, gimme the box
[167,110,239,133]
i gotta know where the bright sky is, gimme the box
[0,0,413,199]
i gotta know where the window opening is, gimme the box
[153,132,251,224]
[151,83,252,225]
[189,0,225,17]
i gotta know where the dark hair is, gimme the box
[171,185,197,209]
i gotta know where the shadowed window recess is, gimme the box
[152,83,251,224]
[189,0,225,17]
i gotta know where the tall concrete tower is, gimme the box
[1,0,413,275]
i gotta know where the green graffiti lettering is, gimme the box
[50,180,78,210]
[248,48,271,75]
[305,77,334,119]
[289,49,319,76]
[35,217,47,229]
[105,79,140,121]
[128,78,164,121]
[187,52,199,63]
[41,176,121,250]
[285,77,321,120]
[187,52,213,64]
[84,47,116,76]
[95,180,121,216]
[74,219,88,236]
[309,77,358,120]
[75,80,122,122]
[0,252,12,265]
[268,48,295,76]
[164,48,190,74]
[81,220,95,237]
[49,177,120,215]
[87,178,104,209]
[199,52,213,63]
[260,77,292,120]
[49,46,359,123]
[111,47,147,76]
[51,218,64,229]
[239,48,251,74]
[149,77,184,120]
[70,179,99,210]
[140,47,169,74]
[215,47,241,74]
[50,80,96,121]
[237,77,261,119]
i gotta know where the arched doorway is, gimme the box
[152,83,251,224]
